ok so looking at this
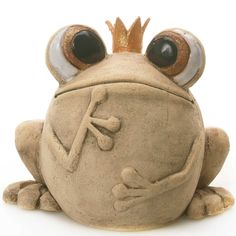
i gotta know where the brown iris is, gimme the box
[62,25,106,70]
[146,31,190,76]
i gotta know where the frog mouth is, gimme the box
[55,77,194,102]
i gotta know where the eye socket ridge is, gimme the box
[47,27,80,84]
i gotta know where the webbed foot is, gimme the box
[3,180,61,212]
[186,186,234,219]
[112,167,153,212]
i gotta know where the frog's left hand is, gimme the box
[112,132,204,212]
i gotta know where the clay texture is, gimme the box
[3,18,234,231]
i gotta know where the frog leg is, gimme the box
[186,128,234,219]
[3,121,61,212]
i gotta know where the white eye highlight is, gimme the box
[172,29,205,88]
[48,27,79,82]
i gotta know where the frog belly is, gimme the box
[40,83,204,229]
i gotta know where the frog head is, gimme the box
[46,17,205,100]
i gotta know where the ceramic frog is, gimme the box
[3,18,234,230]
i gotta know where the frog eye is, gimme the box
[46,25,106,84]
[146,29,205,88]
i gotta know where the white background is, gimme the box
[0,0,235,235]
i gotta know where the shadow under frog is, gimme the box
[3,18,234,230]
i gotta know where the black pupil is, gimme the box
[146,37,177,67]
[71,30,105,64]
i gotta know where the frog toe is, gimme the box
[186,187,234,219]
[39,191,61,212]
[17,183,43,210]
[3,180,61,212]
[3,180,35,204]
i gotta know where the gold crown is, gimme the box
[106,17,150,53]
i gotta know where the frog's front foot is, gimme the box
[3,121,61,212]
[113,133,206,212]
[112,167,155,212]
[186,187,234,219]
[3,180,61,212]
[186,128,234,219]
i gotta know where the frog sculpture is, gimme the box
[3,18,234,230]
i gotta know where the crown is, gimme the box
[106,17,150,53]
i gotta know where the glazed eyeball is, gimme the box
[46,25,106,83]
[146,29,205,88]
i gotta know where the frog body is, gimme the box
[3,18,234,230]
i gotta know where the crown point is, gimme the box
[106,17,151,53]
[142,18,151,33]
[105,20,114,33]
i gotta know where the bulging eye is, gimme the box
[47,25,106,84]
[146,29,205,88]
[71,30,106,64]
[146,37,178,68]
[63,26,106,68]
